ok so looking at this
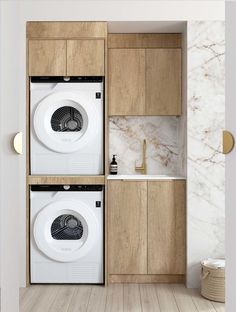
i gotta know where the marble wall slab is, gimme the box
[187,21,225,287]
[109,116,184,175]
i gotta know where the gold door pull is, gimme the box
[13,132,23,155]
[223,130,234,154]
[135,139,147,174]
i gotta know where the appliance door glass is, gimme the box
[33,91,99,153]
[33,199,99,262]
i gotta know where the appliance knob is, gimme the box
[63,185,70,190]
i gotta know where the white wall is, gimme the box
[0,3,22,311]
[226,2,236,312]
[0,1,224,299]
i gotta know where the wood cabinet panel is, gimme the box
[27,175,105,185]
[108,49,145,115]
[67,40,104,76]
[28,40,66,76]
[148,180,186,274]
[108,180,147,274]
[27,22,107,39]
[108,34,182,48]
[145,49,182,115]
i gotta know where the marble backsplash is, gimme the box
[109,116,185,175]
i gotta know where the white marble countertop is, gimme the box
[107,175,186,180]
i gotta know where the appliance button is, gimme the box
[63,185,70,190]
[96,201,101,208]
[96,92,101,99]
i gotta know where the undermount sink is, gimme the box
[107,174,186,180]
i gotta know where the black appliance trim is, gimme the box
[31,76,104,83]
[30,185,103,192]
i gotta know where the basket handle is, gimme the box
[201,270,210,280]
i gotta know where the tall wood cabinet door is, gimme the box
[28,40,66,76]
[67,40,104,76]
[108,49,145,115]
[146,49,181,115]
[148,180,186,274]
[108,180,147,274]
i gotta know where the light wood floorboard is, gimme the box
[140,284,161,312]
[172,284,200,312]
[19,284,225,312]
[211,301,226,312]
[155,284,179,312]
[67,286,91,312]
[124,284,142,312]
[86,286,107,312]
[188,288,216,312]
[48,286,76,312]
[105,283,123,312]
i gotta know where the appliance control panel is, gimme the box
[31,185,103,192]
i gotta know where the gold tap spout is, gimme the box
[135,139,147,174]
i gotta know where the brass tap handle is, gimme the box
[135,139,147,174]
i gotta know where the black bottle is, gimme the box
[110,155,118,175]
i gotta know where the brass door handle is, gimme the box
[223,130,234,154]
[13,132,23,155]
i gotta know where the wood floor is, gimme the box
[19,284,225,312]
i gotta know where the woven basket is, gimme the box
[201,262,225,302]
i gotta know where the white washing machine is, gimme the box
[30,77,104,175]
[30,185,104,284]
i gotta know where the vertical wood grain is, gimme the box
[108,49,145,115]
[67,39,104,76]
[108,180,147,274]
[28,40,66,76]
[148,181,186,274]
[146,48,181,115]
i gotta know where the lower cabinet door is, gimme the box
[148,180,186,274]
[108,180,147,274]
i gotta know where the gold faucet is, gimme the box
[135,139,147,174]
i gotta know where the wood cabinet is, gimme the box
[29,39,104,76]
[29,40,66,76]
[67,40,104,76]
[108,48,182,116]
[148,180,186,274]
[108,179,186,280]
[108,49,145,115]
[108,180,147,274]
[146,49,181,115]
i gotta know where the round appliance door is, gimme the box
[33,91,99,153]
[33,199,99,262]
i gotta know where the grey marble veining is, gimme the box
[109,116,184,175]
[187,21,225,287]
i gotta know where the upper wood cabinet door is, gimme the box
[28,40,66,76]
[67,40,104,76]
[108,180,147,274]
[146,49,181,115]
[148,180,186,274]
[108,49,145,115]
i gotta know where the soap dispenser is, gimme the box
[110,155,118,175]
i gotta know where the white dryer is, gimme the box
[30,77,104,175]
[30,185,104,284]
